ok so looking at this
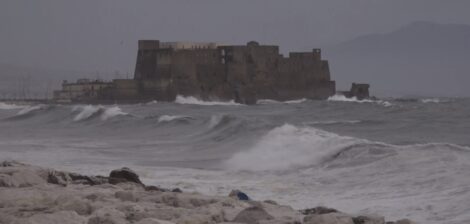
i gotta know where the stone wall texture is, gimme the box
[131,40,336,104]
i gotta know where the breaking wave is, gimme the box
[257,98,307,104]
[306,120,362,125]
[72,105,128,121]
[175,95,241,106]
[421,98,450,104]
[101,106,128,121]
[207,114,237,129]
[0,102,27,110]
[225,124,359,171]
[72,105,102,121]
[158,115,191,123]
[146,100,158,105]
[16,105,47,116]
[225,124,470,171]
[328,94,392,107]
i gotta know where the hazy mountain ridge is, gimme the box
[325,21,470,97]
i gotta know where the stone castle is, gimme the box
[53,40,369,104]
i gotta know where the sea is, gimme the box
[0,95,469,223]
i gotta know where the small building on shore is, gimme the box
[53,79,112,103]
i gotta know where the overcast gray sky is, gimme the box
[1,0,470,74]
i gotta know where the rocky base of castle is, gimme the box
[0,161,415,224]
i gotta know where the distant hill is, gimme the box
[324,21,470,97]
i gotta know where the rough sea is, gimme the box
[1,95,469,224]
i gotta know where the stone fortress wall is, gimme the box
[131,40,336,104]
[54,40,369,104]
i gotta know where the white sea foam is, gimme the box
[72,105,103,121]
[225,124,360,171]
[328,94,392,107]
[72,105,128,121]
[219,123,470,223]
[100,106,128,121]
[16,105,45,116]
[421,98,447,103]
[175,95,241,106]
[307,120,362,125]
[146,100,158,105]
[208,114,223,128]
[284,98,307,104]
[256,99,281,104]
[158,115,187,123]
[257,98,307,104]
[0,102,27,110]
[328,94,361,102]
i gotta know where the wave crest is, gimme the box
[306,120,362,125]
[328,94,392,107]
[72,105,128,121]
[17,105,46,116]
[257,98,307,104]
[225,124,359,171]
[421,98,450,104]
[101,106,128,120]
[158,115,191,123]
[175,95,241,106]
[225,124,470,171]
[0,102,27,110]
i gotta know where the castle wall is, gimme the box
[52,40,370,104]
[132,40,337,104]
[110,79,140,99]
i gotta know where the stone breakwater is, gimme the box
[0,161,415,224]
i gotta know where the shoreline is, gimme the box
[0,161,415,224]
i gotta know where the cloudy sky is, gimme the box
[1,0,470,74]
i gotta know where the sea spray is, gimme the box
[257,98,307,104]
[72,105,128,121]
[0,102,27,110]
[175,95,242,106]
[328,94,392,107]
[100,106,128,121]
[16,105,46,116]
[72,105,103,121]
[225,124,359,171]
[158,115,189,123]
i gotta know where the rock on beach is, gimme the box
[0,161,415,224]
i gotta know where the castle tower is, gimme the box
[313,48,321,61]
[134,40,160,80]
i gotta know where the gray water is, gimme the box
[1,96,469,223]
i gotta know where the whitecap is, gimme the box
[208,114,223,128]
[0,102,27,110]
[72,105,128,121]
[421,98,447,103]
[257,98,307,104]
[256,99,281,104]
[100,106,128,121]
[72,105,103,121]
[16,105,45,116]
[284,98,307,104]
[225,124,359,171]
[158,115,188,123]
[307,120,362,125]
[175,95,241,106]
[328,94,392,107]
[225,123,470,171]
[146,100,158,105]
